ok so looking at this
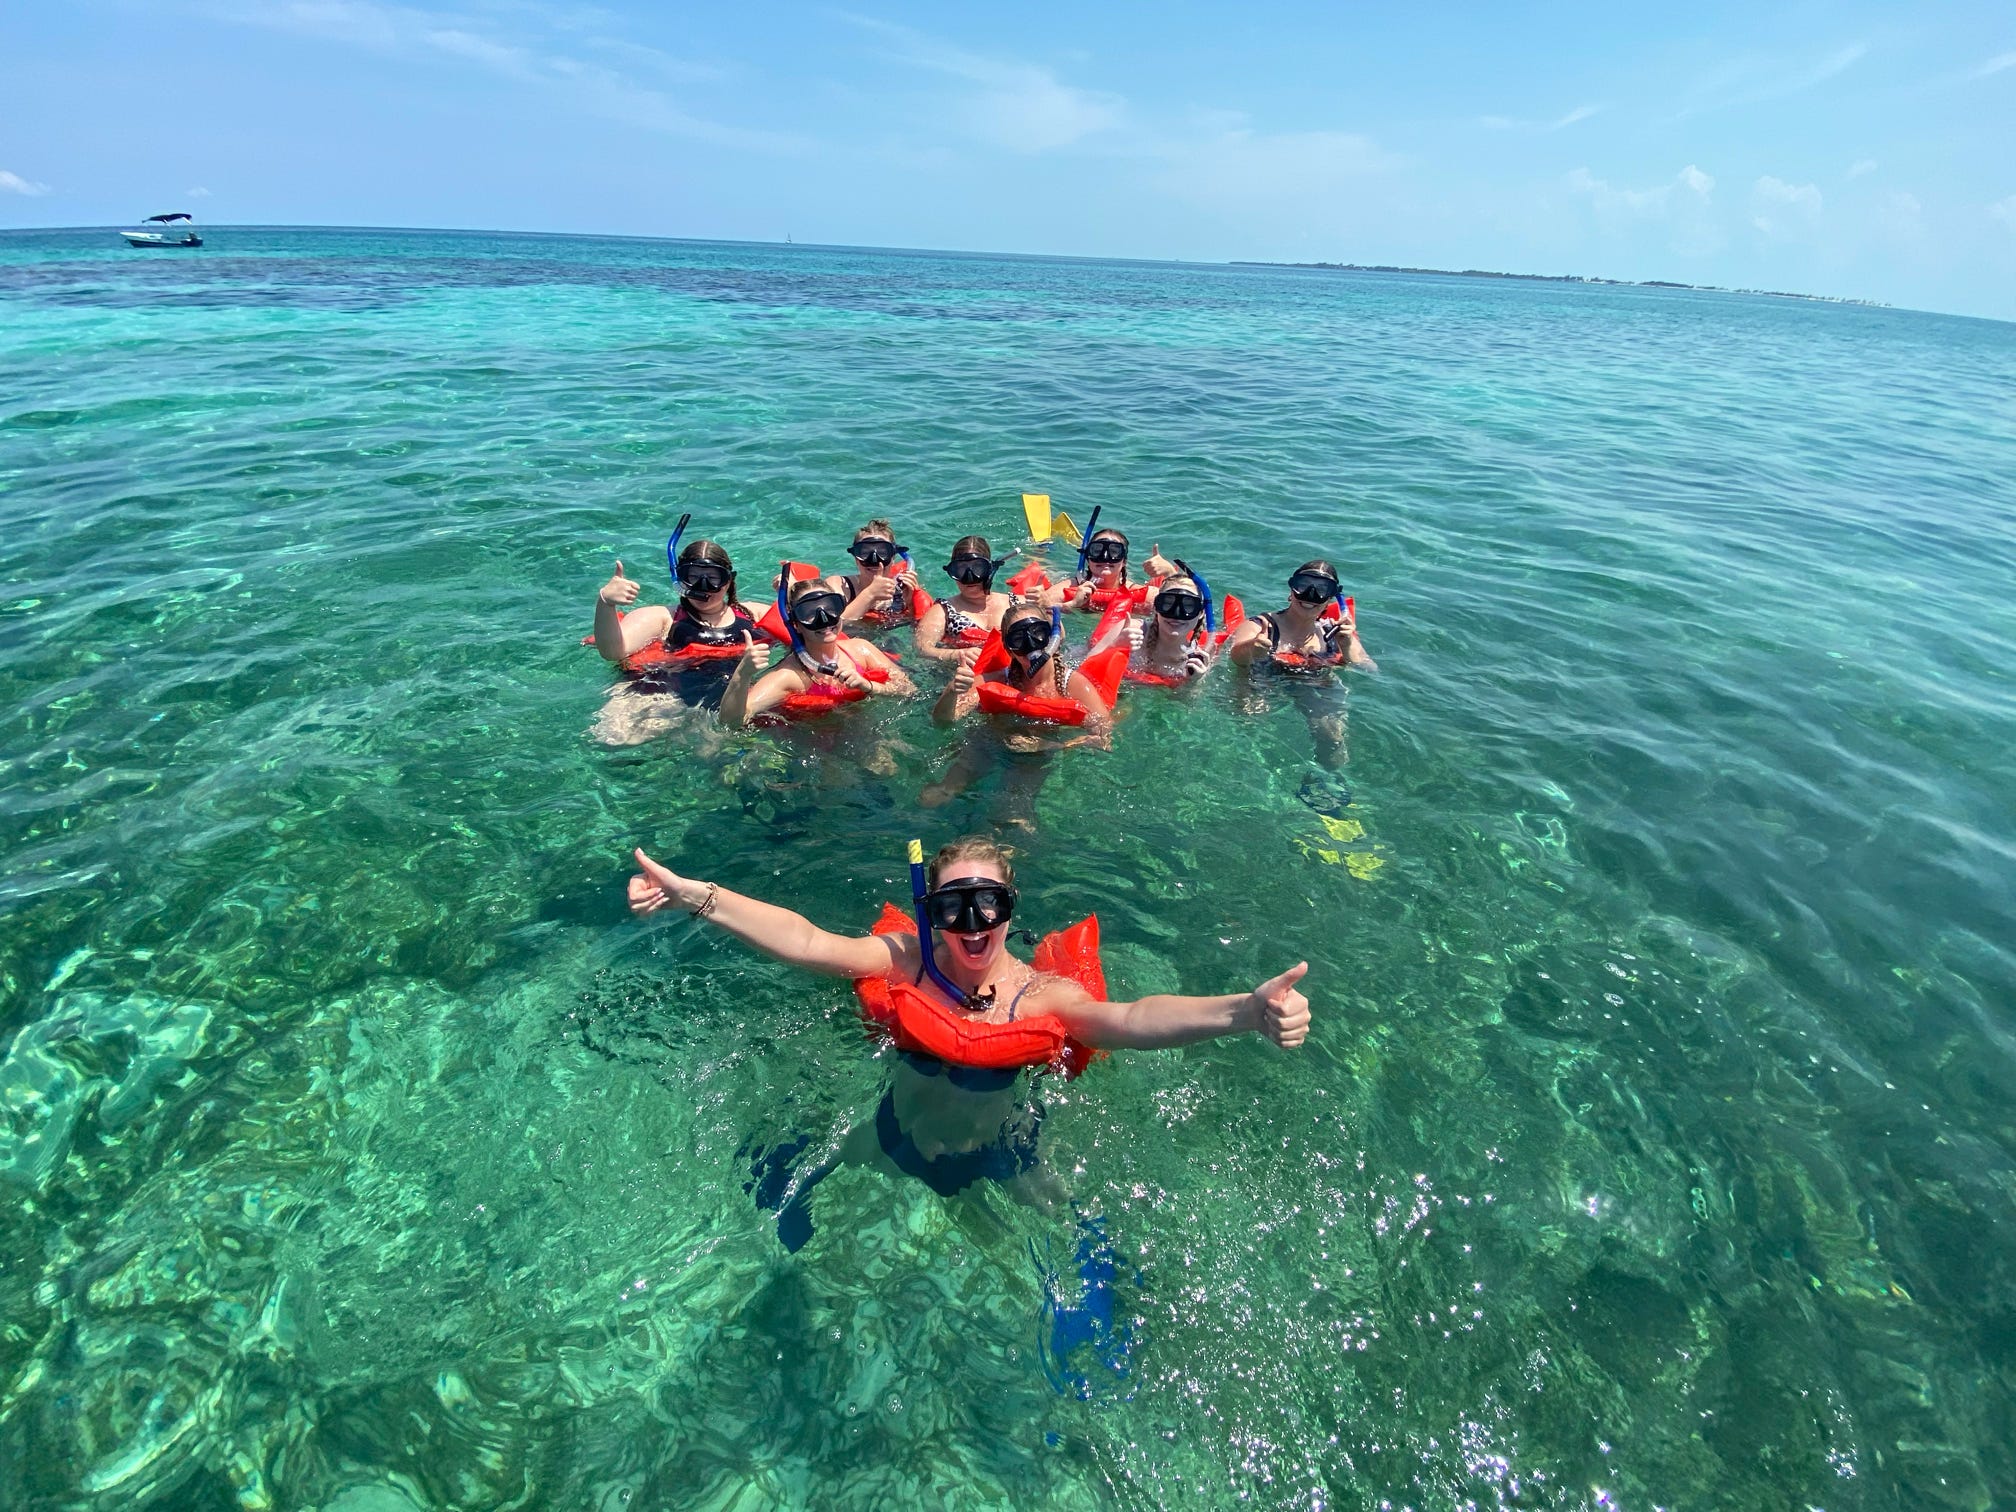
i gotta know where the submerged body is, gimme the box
[625,838,1311,1233]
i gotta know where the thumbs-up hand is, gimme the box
[600,561,640,606]
[951,648,979,697]
[1247,962,1311,1048]
[1144,543,1179,579]
[628,847,698,914]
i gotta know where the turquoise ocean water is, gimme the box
[3,226,2015,1510]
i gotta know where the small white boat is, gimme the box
[123,213,202,248]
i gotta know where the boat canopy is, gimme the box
[145,213,195,223]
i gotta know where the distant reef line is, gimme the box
[1232,261,1887,308]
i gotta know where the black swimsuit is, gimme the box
[633,603,756,705]
[665,603,757,652]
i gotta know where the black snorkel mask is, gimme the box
[1289,570,1341,607]
[1002,608,1061,677]
[944,553,1001,588]
[848,538,908,570]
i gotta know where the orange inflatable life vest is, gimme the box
[970,634,1127,725]
[1118,594,1247,685]
[1006,564,1153,615]
[1267,596,1354,671]
[772,643,890,719]
[853,903,1103,1076]
[583,609,756,676]
[856,578,934,629]
[1005,561,1051,598]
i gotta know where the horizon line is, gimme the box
[1,219,2000,326]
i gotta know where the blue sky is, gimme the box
[6,0,2015,318]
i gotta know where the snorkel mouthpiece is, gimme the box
[665,512,692,584]
[909,839,983,1009]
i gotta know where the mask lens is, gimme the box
[849,541,901,567]
[790,594,845,630]
[1289,573,1339,604]
[945,556,994,585]
[1085,540,1127,564]
[926,880,1017,932]
[1154,591,1204,621]
[1003,620,1050,655]
[680,565,729,595]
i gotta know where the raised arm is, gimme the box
[593,561,672,664]
[1341,611,1377,671]
[627,849,904,979]
[836,573,898,628]
[717,646,794,728]
[932,650,980,725]
[912,600,963,664]
[1048,962,1310,1050]
[1226,616,1270,667]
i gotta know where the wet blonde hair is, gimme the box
[927,836,1016,889]
[853,519,896,543]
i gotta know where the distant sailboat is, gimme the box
[123,213,202,248]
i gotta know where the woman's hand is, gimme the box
[1247,963,1311,1048]
[950,649,978,698]
[628,848,701,914]
[599,561,640,606]
[1144,543,1179,579]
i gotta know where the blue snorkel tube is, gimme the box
[1174,557,1215,634]
[775,561,808,659]
[665,512,692,584]
[908,839,979,1008]
[1074,505,1104,582]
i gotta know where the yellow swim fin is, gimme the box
[1053,510,1082,549]
[1022,493,1052,542]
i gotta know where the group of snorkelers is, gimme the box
[599,502,1370,1259]
[591,511,1374,769]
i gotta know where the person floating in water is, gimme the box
[914,535,1012,664]
[718,576,915,727]
[1088,563,1234,688]
[625,834,1311,1244]
[921,598,1125,816]
[1227,558,1375,783]
[589,534,761,743]
[827,519,930,633]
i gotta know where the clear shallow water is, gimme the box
[3,226,2015,1511]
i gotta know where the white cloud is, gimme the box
[211,0,794,151]
[0,170,50,196]
[1847,158,1877,179]
[1480,103,1605,132]
[186,186,213,198]
[843,15,1124,152]
[1678,41,1866,118]
[1751,176,1822,238]
[1970,50,2016,79]
[1567,164,1721,254]
[1992,195,2016,231]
